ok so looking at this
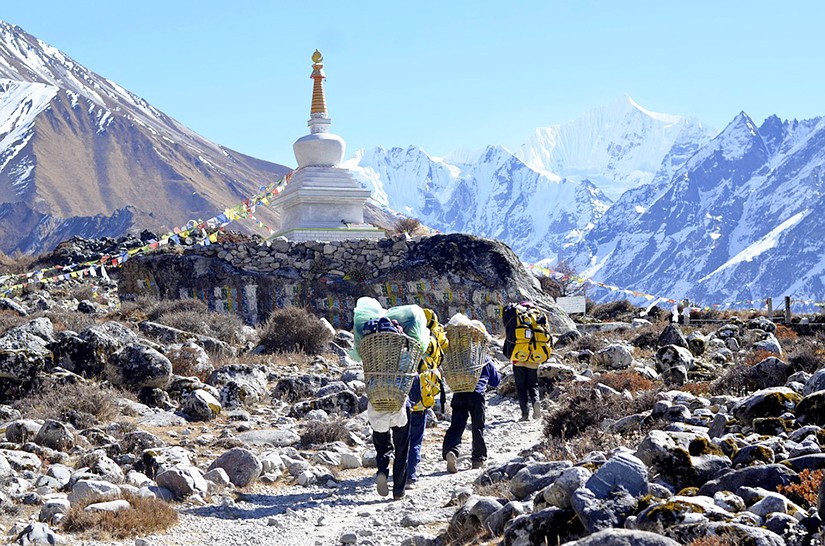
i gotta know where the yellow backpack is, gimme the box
[413,309,448,411]
[504,303,552,364]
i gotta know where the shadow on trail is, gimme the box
[182,474,386,521]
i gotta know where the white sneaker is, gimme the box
[376,472,389,496]
[446,451,458,474]
[532,401,542,420]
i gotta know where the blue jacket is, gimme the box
[474,356,501,393]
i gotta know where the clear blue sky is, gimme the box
[4,1,823,168]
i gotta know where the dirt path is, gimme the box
[80,394,544,546]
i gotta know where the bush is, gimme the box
[595,371,655,393]
[15,379,120,429]
[744,349,777,367]
[392,216,424,236]
[257,306,332,355]
[787,338,825,374]
[300,420,351,447]
[778,468,824,508]
[34,309,96,333]
[0,311,27,335]
[709,363,754,397]
[774,324,798,341]
[544,382,658,440]
[589,299,636,321]
[62,491,178,539]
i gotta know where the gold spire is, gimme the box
[310,49,327,115]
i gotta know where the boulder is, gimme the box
[165,341,214,378]
[732,387,801,426]
[796,390,825,426]
[182,389,222,421]
[592,344,633,370]
[635,430,729,491]
[6,419,42,443]
[137,321,233,356]
[235,429,300,447]
[697,463,797,496]
[0,329,53,398]
[503,507,582,546]
[658,324,688,349]
[155,466,208,499]
[509,461,572,500]
[208,447,262,487]
[562,529,680,546]
[67,479,121,505]
[12,523,66,545]
[584,452,648,499]
[685,332,706,357]
[207,364,268,408]
[571,486,637,533]
[748,316,776,334]
[105,344,172,391]
[485,501,528,537]
[542,466,591,510]
[753,333,782,357]
[631,495,733,531]
[33,420,74,452]
[290,390,360,418]
[655,345,694,374]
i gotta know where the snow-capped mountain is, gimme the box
[566,111,825,306]
[517,97,715,201]
[347,97,713,264]
[345,145,611,262]
[0,21,290,254]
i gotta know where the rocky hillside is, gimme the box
[0,260,823,545]
[0,21,291,255]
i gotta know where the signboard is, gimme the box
[556,296,586,315]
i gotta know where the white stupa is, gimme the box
[272,50,383,242]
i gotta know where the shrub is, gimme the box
[589,299,636,321]
[15,379,120,429]
[147,298,211,320]
[392,216,424,236]
[686,536,738,546]
[787,338,825,374]
[0,311,27,335]
[680,381,713,396]
[774,324,798,342]
[299,420,352,447]
[778,468,824,508]
[709,363,754,397]
[62,491,178,539]
[149,305,245,346]
[595,371,655,393]
[544,382,658,440]
[34,309,96,333]
[745,349,777,367]
[257,306,332,355]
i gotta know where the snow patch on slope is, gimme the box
[0,79,58,173]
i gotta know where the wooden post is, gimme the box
[785,296,791,324]
[766,298,773,320]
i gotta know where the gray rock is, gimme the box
[592,344,633,370]
[509,461,572,500]
[543,466,591,509]
[632,495,732,531]
[235,428,300,447]
[12,318,55,343]
[485,500,527,536]
[155,466,208,499]
[749,357,790,390]
[165,341,214,378]
[182,389,222,421]
[203,467,231,493]
[585,452,648,499]
[290,390,360,418]
[207,364,269,408]
[12,522,66,545]
[748,493,788,518]
[38,498,70,522]
[33,420,74,452]
[686,332,707,356]
[317,380,350,398]
[502,507,580,546]
[635,430,729,490]
[67,479,121,505]
[655,345,694,374]
[571,486,637,532]
[84,499,130,512]
[6,419,42,444]
[105,343,172,390]
[748,317,776,334]
[796,389,825,426]
[0,330,53,396]
[753,333,782,357]
[79,450,124,483]
[0,297,27,316]
[698,464,797,496]
[0,448,42,472]
[564,528,680,546]
[664,521,785,546]
[731,444,775,467]
[732,387,801,426]
[658,324,688,349]
[208,447,262,487]
[804,368,825,395]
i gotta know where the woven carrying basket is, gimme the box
[360,332,422,412]
[442,324,489,393]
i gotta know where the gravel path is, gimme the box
[79,394,543,546]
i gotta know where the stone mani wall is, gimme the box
[119,233,572,335]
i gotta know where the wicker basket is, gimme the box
[442,324,490,393]
[359,332,423,412]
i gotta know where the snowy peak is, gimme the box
[517,96,715,200]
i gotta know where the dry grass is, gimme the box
[61,491,178,539]
[392,217,424,236]
[778,468,824,508]
[14,379,121,429]
[0,310,28,335]
[543,428,646,464]
[257,306,332,355]
[745,349,778,367]
[709,363,754,397]
[774,324,798,341]
[588,299,637,322]
[544,381,659,440]
[680,381,713,396]
[473,480,514,502]
[787,337,825,374]
[32,309,97,333]
[595,370,656,393]
[299,420,352,447]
